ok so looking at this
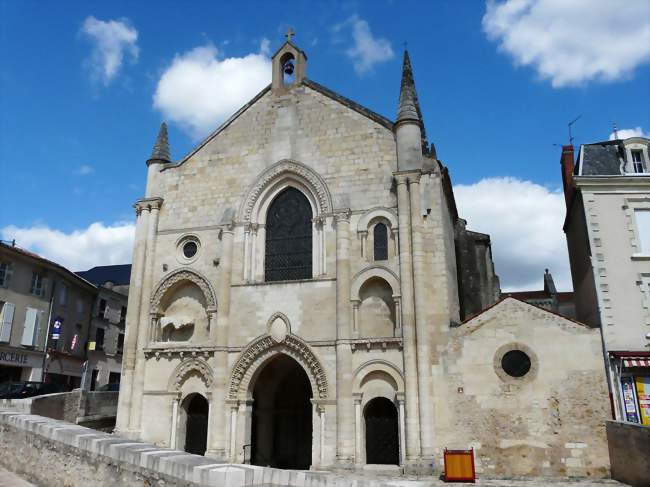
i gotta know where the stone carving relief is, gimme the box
[169,357,214,392]
[228,333,329,400]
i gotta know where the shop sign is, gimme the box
[621,376,640,423]
[636,376,650,426]
[0,347,42,368]
[52,318,62,340]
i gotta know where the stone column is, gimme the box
[170,394,180,449]
[227,400,238,461]
[397,392,406,466]
[207,223,234,459]
[129,198,163,433]
[395,173,421,460]
[335,210,354,466]
[408,173,434,458]
[353,393,363,466]
[115,201,149,435]
[393,296,402,335]
[351,300,361,337]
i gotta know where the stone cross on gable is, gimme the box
[285,27,295,42]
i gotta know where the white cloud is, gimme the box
[455,177,571,292]
[81,16,139,86]
[483,0,650,87]
[609,126,650,140]
[153,41,271,140]
[1,222,135,271]
[334,15,394,75]
[76,164,94,175]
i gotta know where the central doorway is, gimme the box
[251,354,312,469]
[364,397,399,465]
[183,394,209,455]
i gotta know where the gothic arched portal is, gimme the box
[251,354,313,469]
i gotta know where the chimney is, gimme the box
[560,145,575,208]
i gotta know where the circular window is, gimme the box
[182,241,198,259]
[501,350,531,378]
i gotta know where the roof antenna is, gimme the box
[612,121,619,140]
[568,114,581,145]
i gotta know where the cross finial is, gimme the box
[285,27,295,42]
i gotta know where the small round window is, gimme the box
[182,241,198,259]
[501,350,531,378]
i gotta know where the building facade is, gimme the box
[0,241,96,387]
[116,38,610,477]
[76,265,131,390]
[562,137,650,426]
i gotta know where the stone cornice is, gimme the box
[574,175,650,191]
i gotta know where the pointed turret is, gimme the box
[397,51,420,124]
[147,122,171,165]
[395,50,427,171]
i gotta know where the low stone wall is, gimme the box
[606,420,650,487]
[0,410,334,487]
[0,389,118,425]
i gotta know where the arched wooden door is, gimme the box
[184,394,209,455]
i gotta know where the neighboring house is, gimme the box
[0,241,96,387]
[503,269,576,319]
[76,265,131,391]
[561,136,650,425]
[113,37,610,478]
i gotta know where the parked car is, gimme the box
[0,381,68,399]
[97,382,120,392]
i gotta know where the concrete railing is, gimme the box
[606,420,650,487]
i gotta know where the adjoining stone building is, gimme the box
[561,136,650,426]
[116,37,610,477]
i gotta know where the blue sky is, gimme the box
[1,0,649,290]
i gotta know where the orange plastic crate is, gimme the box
[443,448,475,482]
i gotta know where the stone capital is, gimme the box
[334,209,351,223]
[134,197,164,214]
[407,172,422,185]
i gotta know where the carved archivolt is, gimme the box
[150,269,217,315]
[238,159,332,222]
[228,333,329,400]
[169,357,214,391]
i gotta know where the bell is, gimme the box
[283,61,295,75]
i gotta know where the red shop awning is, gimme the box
[623,357,650,368]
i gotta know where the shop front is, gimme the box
[611,351,650,425]
[45,351,85,389]
[0,346,44,382]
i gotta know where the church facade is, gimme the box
[115,38,611,477]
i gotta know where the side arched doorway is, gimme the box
[183,393,209,455]
[251,354,312,469]
[364,397,399,465]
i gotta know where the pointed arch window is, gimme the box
[265,188,313,281]
[373,223,388,261]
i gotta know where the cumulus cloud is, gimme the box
[334,15,394,75]
[76,164,94,175]
[609,126,650,140]
[483,0,650,87]
[455,177,571,292]
[153,40,271,139]
[1,222,135,271]
[81,16,139,86]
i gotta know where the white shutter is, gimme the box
[0,302,15,342]
[21,307,38,346]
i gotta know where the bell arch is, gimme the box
[228,333,329,401]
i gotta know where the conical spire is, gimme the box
[147,122,171,164]
[396,50,429,155]
[397,50,420,124]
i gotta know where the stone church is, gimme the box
[115,37,611,477]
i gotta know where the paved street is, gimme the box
[0,468,37,487]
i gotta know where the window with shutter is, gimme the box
[0,302,15,342]
[21,307,39,346]
[0,263,7,287]
[59,285,67,305]
[30,273,44,296]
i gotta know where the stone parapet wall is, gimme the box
[606,421,650,487]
